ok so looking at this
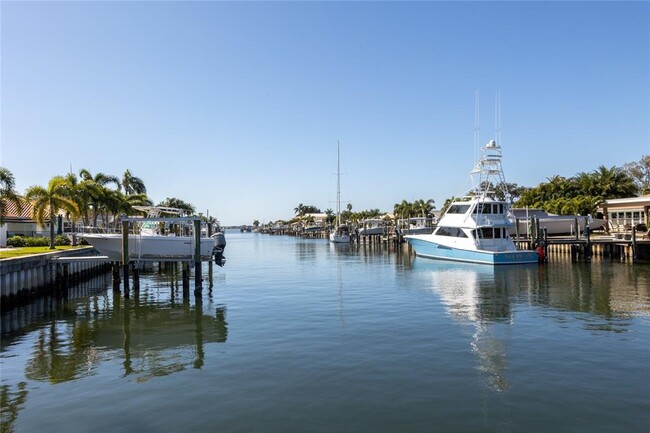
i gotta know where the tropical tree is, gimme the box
[79,169,120,189]
[25,176,79,249]
[325,208,335,224]
[79,169,120,227]
[414,199,435,217]
[1,167,22,225]
[120,169,147,196]
[591,165,638,199]
[623,155,650,194]
[62,173,95,242]
[393,200,413,219]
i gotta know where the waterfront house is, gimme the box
[0,198,63,246]
[598,195,650,232]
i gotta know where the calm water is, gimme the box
[2,231,649,433]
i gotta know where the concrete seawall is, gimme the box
[1,247,110,305]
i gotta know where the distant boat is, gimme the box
[509,209,606,236]
[330,141,351,243]
[405,140,539,265]
[396,217,437,236]
[81,206,226,266]
[358,218,388,236]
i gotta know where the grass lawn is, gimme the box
[0,245,88,259]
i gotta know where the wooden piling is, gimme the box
[585,226,592,262]
[121,219,130,297]
[133,267,140,291]
[182,262,190,297]
[112,263,121,292]
[194,219,202,294]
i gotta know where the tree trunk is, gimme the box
[49,206,56,249]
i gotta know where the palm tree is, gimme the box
[414,199,435,217]
[1,167,22,226]
[120,169,147,196]
[325,208,335,225]
[591,165,638,199]
[62,173,93,243]
[119,192,153,217]
[79,169,120,227]
[393,200,412,219]
[25,176,78,249]
[79,169,120,189]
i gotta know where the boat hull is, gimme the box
[358,228,385,236]
[396,227,434,236]
[81,234,217,261]
[510,216,606,236]
[406,237,539,265]
[329,233,350,243]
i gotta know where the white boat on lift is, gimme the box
[358,218,388,236]
[80,206,226,265]
[396,217,437,236]
[509,208,606,236]
[330,141,351,244]
[405,140,539,265]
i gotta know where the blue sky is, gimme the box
[1,1,648,225]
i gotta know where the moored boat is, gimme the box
[405,140,539,265]
[509,208,606,236]
[80,206,226,266]
[358,218,388,236]
[330,141,351,243]
[396,217,437,236]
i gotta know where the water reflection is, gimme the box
[2,275,228,384]
[411,257,650,392]
[418,262,513,392]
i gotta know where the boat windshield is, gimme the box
[447,204,471,214]
[478,203,505,214]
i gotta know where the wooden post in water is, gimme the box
[112,262,121,292]
[542,228,548,262]
[182,262,190,297]
[133,266,140,291]
[121,219,130,297]
[632,227,637,261]
[194,219,202,295]
[585,225,592,262]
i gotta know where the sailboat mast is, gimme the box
[336,141,341,226]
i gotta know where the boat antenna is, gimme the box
[474,90,480,164]
[495,90,502,145]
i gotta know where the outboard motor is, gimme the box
[212,232,226,250]
[213,246,226,267]
[212,231,227,267]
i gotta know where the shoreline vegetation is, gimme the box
[1,155,649,246]
[0,245,84,259]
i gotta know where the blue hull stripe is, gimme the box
[406,238,538,265]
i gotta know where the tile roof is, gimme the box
[1,198,62,220]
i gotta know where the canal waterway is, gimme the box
[1,231,649,433]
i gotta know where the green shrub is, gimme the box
[55,235,71,246]
[25,237,49,247]
[7,236,26,247]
